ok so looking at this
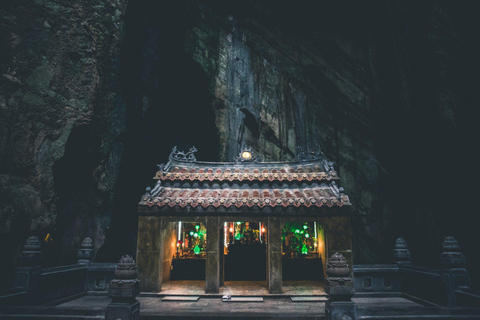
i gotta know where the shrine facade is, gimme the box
[136,147,353,293]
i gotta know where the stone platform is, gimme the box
[2,294,480,319]
[157,280,326,296]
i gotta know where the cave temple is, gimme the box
[136,147,352,293]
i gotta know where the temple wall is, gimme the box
[136,216,161,292]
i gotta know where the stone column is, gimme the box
[393,237,411,266]
[325,252,358,320]
[219,224,225,288]
[205,216,221,293]
[77,237,95,265]
[106,255,140,320]
[15,235,43,305]
[267,217,282,294]
[136,215,162,292]
[440,236,471,306]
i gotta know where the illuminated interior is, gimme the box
[282,221,325,280]
[174,222,206,259]
[224,221,267,281]
[170,222,207,280]
[224,221,266,248]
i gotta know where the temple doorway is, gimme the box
[282,221,326,281]
[169,221,206,281]
[223,221,267,281]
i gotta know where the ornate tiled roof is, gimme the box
[156,165,338,182]
[139,147,351,212]
[141,187,349,209]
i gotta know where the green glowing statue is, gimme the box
[194,244,200,255]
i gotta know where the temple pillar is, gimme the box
[267,217,282,293]
[205,216,221,293]
[136,216,162,292]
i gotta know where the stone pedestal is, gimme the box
[325,252,357,320]
[267,217,282,294]
[106,255,140,320]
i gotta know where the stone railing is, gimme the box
[355,236,480,307]
[0,236,117,306]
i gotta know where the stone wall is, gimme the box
[0,0,127,286]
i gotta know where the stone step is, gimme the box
[0,306,104,320]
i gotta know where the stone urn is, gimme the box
[114,255,138,280]
[326,252,350,277]
[77,237,95,263]
[393,237,411,265]
[17,235,43,266]
[440,236,466,268]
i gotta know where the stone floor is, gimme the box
[4,294,479,319]
[61,295,327,318]
[159,280,326,296]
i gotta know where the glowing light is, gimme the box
[236,221,241,225]
[301,243,308,255]
[178,221,182,240]
[241,151,252,159]
[229,228,234,232]
[262,228,265,232]
[189,231,194,236]
[195,225,200,231]
[194,244,200,255]
[194,232,198,238]
[44,233,52,242]
[295,229,300,234]
[303,225,308,230]
[314,243,317,247]
[305,233,310,238]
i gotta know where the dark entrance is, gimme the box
[224,221,267,281]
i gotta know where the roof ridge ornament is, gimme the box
[296,146,335,172]
[169,146,198,162]
[236,147,260,163]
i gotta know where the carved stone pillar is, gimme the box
[440,236,471,306]
[267,217,282,294]
[15,235,43,305]
[136,215,162,292]
[77,237,95,265]
[393,237,411,266]
[106,255,140,320]
[205,216,221,293]
[325,252,357,320]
